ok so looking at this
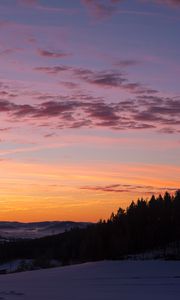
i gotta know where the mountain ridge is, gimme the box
[0,221,91,239]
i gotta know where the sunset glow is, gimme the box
[0,0,179,221]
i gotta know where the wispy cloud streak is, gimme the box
[81,183,179,193]
[37,49,72,59]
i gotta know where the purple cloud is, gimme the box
[0,48,18,56]
[34,65,70,74]
[87,71,126,87]
[113,59,140,68]
[34,64,159,96]
[37,49,72,59]
[0,79,179,133]
[80,183,179,193]
[0,127,12,132]
[81,0,120,18]
[0,99,17,112]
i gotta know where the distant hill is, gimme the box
[0,221,91,239]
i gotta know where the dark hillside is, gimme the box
[1,191,180,265]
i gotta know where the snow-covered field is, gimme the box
[0,260,180,299]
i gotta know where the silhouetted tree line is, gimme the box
[1,190,180,265]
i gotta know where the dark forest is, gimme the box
[1,191,180,267]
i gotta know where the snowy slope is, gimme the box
[0,260,180,300]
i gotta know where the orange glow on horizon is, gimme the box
[0,159,179,222]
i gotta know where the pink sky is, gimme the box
[0,0,179,221]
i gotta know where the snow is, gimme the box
[0,259,38,273]
[0,260,180,299]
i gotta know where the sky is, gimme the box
[0,0,179,222]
